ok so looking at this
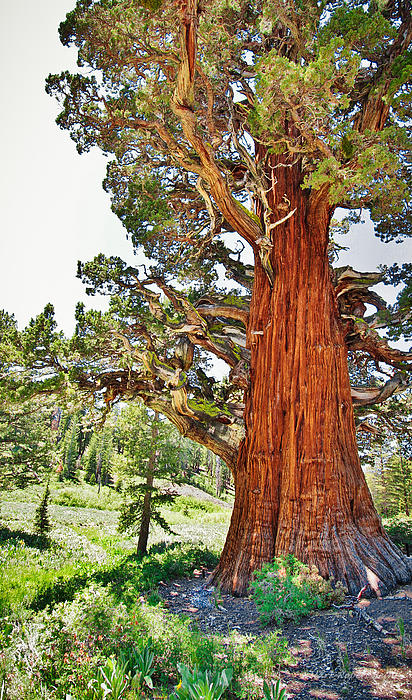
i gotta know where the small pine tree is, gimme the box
[99,427,114,487]
[85,432,98,482]
[63,414,81,480]
[34,482,52,536]
[84,427,114,488]
[115,406,182,555]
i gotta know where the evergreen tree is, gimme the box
[99,426,114,487]
[33,482,52,536]
[84,425,114,488]
[0,403,56,491]
[0,312,57,489]
[62,412,81,480]
[385,452,411,517]
[116,405,183,555]
[85,432,99,483]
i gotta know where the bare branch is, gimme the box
[171,1,262,245]
[351,373,410,406]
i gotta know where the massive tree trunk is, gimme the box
[211,160,411,597]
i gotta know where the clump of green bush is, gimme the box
[167,496,225,515]
[2,581,289,699]
[249,555,346,626]
[383,514,412,556]
[52,486,122,511]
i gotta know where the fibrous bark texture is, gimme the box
[211,162,412,597]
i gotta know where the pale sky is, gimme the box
[0,0,138,335]
[0,0,410,337]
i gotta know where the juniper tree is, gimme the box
[26,0,412,593]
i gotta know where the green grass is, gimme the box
[168,495,227,514]
[0,478,231,616]
[0,479,290,700]
[51,483,123,511]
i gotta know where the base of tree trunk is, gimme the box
[206,159,412,601]
[209,522,412,597]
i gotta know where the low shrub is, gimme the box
[167,496,225,515]
[2,582,289,699]
[249,555,346,626]
[52,486,122,511]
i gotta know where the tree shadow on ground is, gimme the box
[29,540,218,611]
[0,526,53,551]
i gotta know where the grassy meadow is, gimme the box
[0,479,289,699]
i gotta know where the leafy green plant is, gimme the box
[263,679,288,700]
[249,555,346,626]
[0,622,13,649]
[212,584,223,609]
[397,617,408,659]
[337,644,351,674]
[263,631,291,668]
[122,638,155,691]
[170,663,233,700]
[88,656,129,699]
[312,630,327,655]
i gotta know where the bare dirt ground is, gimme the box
[159,575,412,699]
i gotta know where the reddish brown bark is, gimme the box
[211,159,411,597]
